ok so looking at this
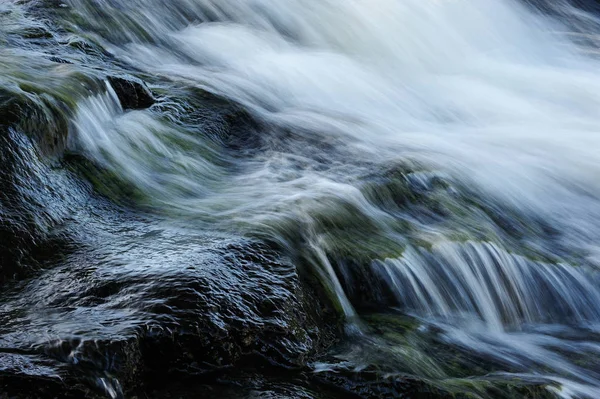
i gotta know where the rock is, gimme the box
[314,370,454,399]
[0,91,86,283]
[144,370,351,399]
[48,56,73,64]
[0,217,342,397]
[0,353,102,399]
[0,129,73,282]
[107,77,155,110]
[312,364,558,399]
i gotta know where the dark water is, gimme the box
[2,0,600,398]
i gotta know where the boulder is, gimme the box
[0,218,341,397]
[107,77,155,110]
[0,91,85,283]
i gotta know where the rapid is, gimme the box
[3,0,600,398]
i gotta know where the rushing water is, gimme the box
[4,0,600,397]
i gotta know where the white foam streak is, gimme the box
[377,242,600,330]
[98,0,600,262]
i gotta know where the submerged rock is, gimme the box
[0,90,87,282]
[0,129,70,282]
[0,353,102,399]
[107,77,155,110]
[313,368,558,399]
[0,212,341,397]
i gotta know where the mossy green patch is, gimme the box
[64,153,149,206]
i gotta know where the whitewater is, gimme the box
[4,0,600,397]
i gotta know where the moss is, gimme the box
[438,377,558,399]
[363,313,421,335]
[323,231,405,264]
[63,153,148,206]
[352,314,560,399]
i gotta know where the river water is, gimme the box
[3,0,600,398]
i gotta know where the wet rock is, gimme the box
[144,370,351,399]
[0,128,78,282]
[314,370,453,399]
[0,95,30,132]
[154,86,266,155]
[20,26,54,40]
[66,38,113,59]
[107,77,155,110]
[0,88,86,281]
[48,56,73,64]
[0,98,46,281]
[0,70,102,281]
[334,259,396,312]
[222,109,265,153]
[0,216,341,397]
[312,364,558,399]
[0,353,101,398]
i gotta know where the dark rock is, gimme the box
[314,370,454,399]
[0,353,102,398]
[222,109,265,153]
[0,94,29,131]
[48,56,73,64]
[144,369,352,399]
[0,129,75,282]
[107,77,155,110]
[0,87,88,283]
[20,26,54,40]
[312,365,558,399]
[334,259,396,312]
[0,219,342,397]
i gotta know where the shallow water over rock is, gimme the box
[4,0,600,398]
